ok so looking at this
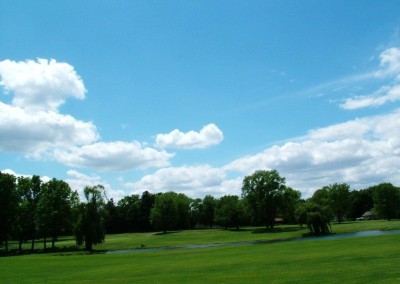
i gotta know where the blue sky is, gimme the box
[1,1,400,200]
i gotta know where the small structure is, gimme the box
[358,211,375,220]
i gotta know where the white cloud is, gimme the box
[375,47,400,80]
[0,102,98,157]
[125,165,238,198]
[155,123,223,149]
[66,170,126,201]
[0,58,86,112]
[1,168,51,184]
[55,141,174,172]
[224,109,400,197]
[340,84,400,110]
[340,47,400,110]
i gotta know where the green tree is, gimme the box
[36,178,75,249]
[118,194,140,232]
[348,188,374,220]
[175,193,191,229]
[327,183,351,223]
[200,195,216,228]
[297,201,331,235]
[150,192,178,233]
[280,186,301,224]
[372,183,400,220]
[214,195,242,229]
[0,172,18,253]
[14,176,42,252]
[138,191,155,231]
[242,169,286,229]
[75,185,106,251]
[189,198,202,228]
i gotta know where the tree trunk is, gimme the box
[43,237,47,250]
[52,236,56,249]
[85,241,92,251]
[5,239,8,253]
[31,237,35,252]
[19,239,23,253]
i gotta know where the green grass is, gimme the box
[1,233,399,283]
[1,220,400,283]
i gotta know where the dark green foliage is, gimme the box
[36,178,75,249]
[348,189,374,220]
[0,172,18,252]
[280,187,301,224]
[327,183,351,223]
[118,195,141,232]
[299,201,332,235]
[214,195,242,229]
[75,185,106,251]
[150,192,179,233]
[242,170,286,229]
[200,195,216,228]
[372,183,400,220]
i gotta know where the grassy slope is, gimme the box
[1,233,399,283]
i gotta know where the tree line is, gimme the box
[1,170,400,254]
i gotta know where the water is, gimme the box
[105,230,400,255]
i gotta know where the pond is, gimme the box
[105,230,400,255]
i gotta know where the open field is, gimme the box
[1,220,400,283]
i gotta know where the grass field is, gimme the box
[1,220,400,283]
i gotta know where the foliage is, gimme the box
[0,172,18,252]
[242,170,286,228]
[372,183,400,220]
[200,195,216,228]
[214,195,242,229]
[75,185,106,251]
[326,183,350,223]
[36,178,75,249]
[150,192,179,233]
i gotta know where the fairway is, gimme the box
[1,221,400,283]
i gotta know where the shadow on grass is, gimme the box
[251,226,304,234]
[153,230,182,236]
[0,245,109,257]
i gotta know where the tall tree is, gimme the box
[0,172,18,253]
[372,183,400,220]
[327,183,351,223]
[14,176,42,252]
[138,191,155,231]
[280,186,301,224]
[118,194,140,232]
[214,195,242,229]
[200,195,216,228]
[150,192,178,233]
[36,178,75,249]
[75,185,106,251]
[242,170,286,229]
[348,188,374,220]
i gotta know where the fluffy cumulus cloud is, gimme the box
[55,141,174,172]
[1,168,51,183]
[155,123,223,149]
[0,58,86,111]
[0,58,98,158]
[0,102,98,157]
[66,170,126,201]
[223,109,400,197]
[124,165,238,197]
[0,58,173,171]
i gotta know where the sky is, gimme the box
[1,0,400,201]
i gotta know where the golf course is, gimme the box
[1,220,399,283]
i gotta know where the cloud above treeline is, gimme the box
[0,58,223,172]
[1,47,400,200]
[155,124,224,149]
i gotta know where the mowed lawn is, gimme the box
[1,220,400,283]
